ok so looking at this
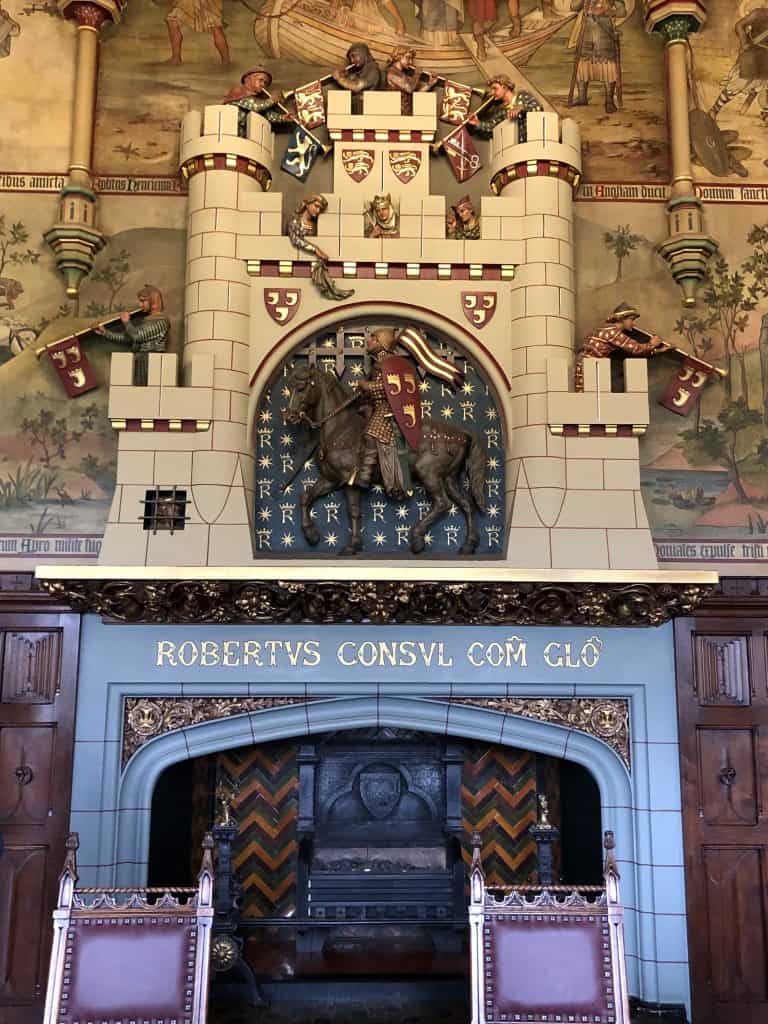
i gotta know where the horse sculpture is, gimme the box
[283,365,488,555]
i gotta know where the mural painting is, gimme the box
[0,193,185,559]
[576,199,768,564]
[92,0,668,183]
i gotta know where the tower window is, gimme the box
[141,487,189,534]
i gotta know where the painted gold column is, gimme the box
[644,3,717,306]
[45,0,125,302]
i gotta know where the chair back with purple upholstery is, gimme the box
[43,833,214,1024]
[469,830,630,1024]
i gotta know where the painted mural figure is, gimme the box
[287,194,354,301]
[446,195,481,239]
[568,0,625,115]
[469,75,542,144]
[332,43,381,92]
[0,4,20,57]
[225,68,294,136]
[364,194,400,238]
[93,285,170,387]
[419,0,462,47]
[709,9,768,122]
[165,0,230,65]
[574,302,668,392]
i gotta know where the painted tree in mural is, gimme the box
[681,399,762,504]
[86,249,132,317]
[0,215,40,316]
[701,255,756,404]
[602,224,643,282]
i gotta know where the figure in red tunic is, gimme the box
[575,303,669,391]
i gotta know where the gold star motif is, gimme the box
[373,531,387,546]
[441,406,453,419]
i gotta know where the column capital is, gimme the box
[58,0,125,28]
[644,1,706,38]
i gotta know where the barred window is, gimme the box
[141,487,189,534]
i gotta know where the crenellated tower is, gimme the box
[97,88,658,570]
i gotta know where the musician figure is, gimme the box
[350,327,463,497]
[93,285,169,387]
[385,47,438,112]
[469,75,542,144]
[224,67,294,137]
[575,303,669,392]
[332,43,381,93]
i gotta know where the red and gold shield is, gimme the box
[342,148,375,182]
[381,355,422,449]
[462,292,497,328]
[264,288,300,325]
[388,150,421,184]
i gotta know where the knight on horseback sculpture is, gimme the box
[350,327,464,499]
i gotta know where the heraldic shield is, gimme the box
[381,354,422,449]
[360,769,402,819]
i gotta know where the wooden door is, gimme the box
[0,597,80,1024]
[675,610,768,1024]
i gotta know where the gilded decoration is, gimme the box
[122,695,630,771]
[45,578,713,628]
[447,697,630,770]
[122,696,313,766]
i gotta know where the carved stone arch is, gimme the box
[246,301,512,451]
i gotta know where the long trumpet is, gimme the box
[628,326,728,378]
[431,93,497,155]
[34,308,144,359]
[281,67,354,102]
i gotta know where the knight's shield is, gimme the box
[359,770,401,819]
[381,355,422,449]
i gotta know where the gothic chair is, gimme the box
[468,830,631,1024]
[42,833,214,1024]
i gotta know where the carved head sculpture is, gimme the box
[366,327,398,356]
[138,285,164,317]
[284,366,321,425]
[347,43,373,69]
[388,46,415,69]
[240,67,273,94]
[297,193,328,221]
[488,74,515,102]
[372,193,394,222]
[454,195,476,224]
[608,302,639,331]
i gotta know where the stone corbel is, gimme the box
[44,0,126,301]
[644,2,718,305]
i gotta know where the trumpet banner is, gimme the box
[658,357,717,416]
[44,337,98,398]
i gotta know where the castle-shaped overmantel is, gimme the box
[95,94,658,571]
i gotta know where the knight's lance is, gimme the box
[431,94,497,155]
[34,308,144,358]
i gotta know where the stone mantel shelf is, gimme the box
[35,565,717,627]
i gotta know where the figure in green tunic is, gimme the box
[94,285,170,387]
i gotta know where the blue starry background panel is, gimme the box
[253,328,505,557]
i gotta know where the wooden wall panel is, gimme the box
[676,610,768,1024]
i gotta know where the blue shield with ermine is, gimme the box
[381,355,422,449]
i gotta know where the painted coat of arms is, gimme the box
[461,292,497,328]
[342,149,375,182]
[388,150,422,183]
[264,288,301,324]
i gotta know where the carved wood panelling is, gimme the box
[0,845,49,1002]
[0,725,55,826]
[0,630,62,704]
[702,846,768,1002]
[696,727,758,827]
[693,634,750,706]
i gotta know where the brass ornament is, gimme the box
[42,579,712,628]
[210,933,240,972]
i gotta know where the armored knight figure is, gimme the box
[569,0,626,115]
[469,75,543,144]
[93,285,169,387]
[575,303,669,391]
[224,67,294,137]
[709,9,768,123]
[351,327,463,497]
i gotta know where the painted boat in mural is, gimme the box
[253,0,578,77]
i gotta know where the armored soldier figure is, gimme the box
[575,303,668,391]
[94,285,170,387]
[709,9,768,122]
[569,0,626,114]
[351,327,463,495]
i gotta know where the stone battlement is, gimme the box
[546,357,650,433]
[180,105,275,172]
[490,112,581,182]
